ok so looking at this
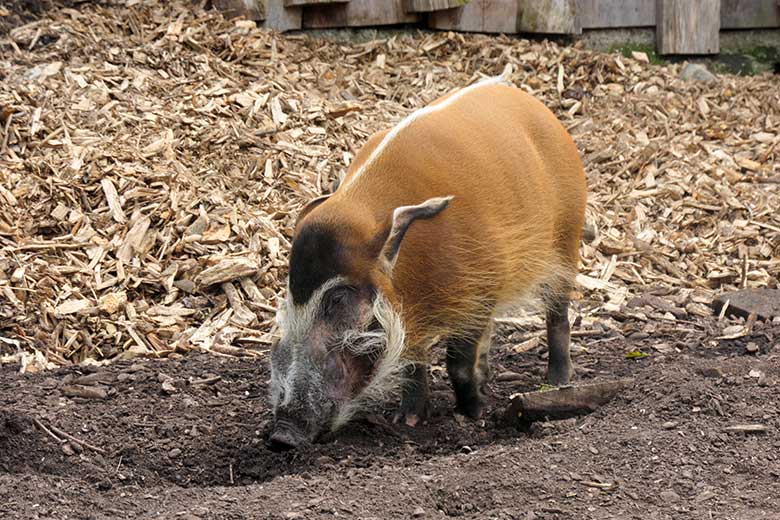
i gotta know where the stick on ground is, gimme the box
[503,378,634,427]
[35,419,107,455]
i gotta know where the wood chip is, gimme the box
[0,1,777,368]
[195,258,260,287]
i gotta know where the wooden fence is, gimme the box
[214,0,780,54]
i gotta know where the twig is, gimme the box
[741,175,780,184]
[0,112,12,156]
[33,418,64,444]
[46,422,107,455]
[12,242,85,252]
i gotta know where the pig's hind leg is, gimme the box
[445,323,492,419]
[545,294,573,386]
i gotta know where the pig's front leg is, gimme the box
[393,363,430,427]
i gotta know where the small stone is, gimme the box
[168,448,182,458]
[746,342,759,354]
[679,63,716,82]
[589,446,599,455]
[161,380,177,394]
[700,367,723,379]
[412,507,426,517]
[283,513,303,520]
[662,421,678,430]
[748,369,763,378]
[61,442,76,456]
[659,490,680,502]
[174,279,196,293]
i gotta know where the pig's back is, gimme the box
[336,81,586,344]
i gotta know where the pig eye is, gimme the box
[323,285,355,319]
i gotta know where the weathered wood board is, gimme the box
[303,0,420,28]
[657,0,720,55]
[518,0,580,34]
[428,0,519,34]
[213,0,265,20]
[404,0,469,12]
[262,0,303,31]
[578,0,655,28]
[721,0,780,28]
[284,0,349,6]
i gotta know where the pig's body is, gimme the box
[269,77,587,448]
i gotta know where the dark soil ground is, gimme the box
[2,312,779,520]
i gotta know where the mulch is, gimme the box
[1,0,778,372]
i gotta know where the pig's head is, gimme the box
[268,194,452,450]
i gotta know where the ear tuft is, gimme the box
[381,195,453,270]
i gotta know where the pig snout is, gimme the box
[268,419,307,451]
[268,410,316,451]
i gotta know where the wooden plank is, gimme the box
[284,0,349,6]
[578,0,655,29]
[261,0,303,31]
[428,0,519,33]
[404,0,469,12]
[303,0,420,28]
[213,0,265,21]
[721,0,780,28]
[518,0,580,34]
[657,0,720,55]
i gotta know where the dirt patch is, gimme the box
[1,1,779,518]
[2,316,779,519]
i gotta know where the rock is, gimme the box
[161,380,177,394]
[61,442,76,456]
[679,63,716,82]
[168,448,182,458]
[62,385,108,400]
[745,342,759,354]
[700,367,723,379]
[412,507,426,517]
[659,490,681,502]
[662,421,678,430]
[712,289,780,320]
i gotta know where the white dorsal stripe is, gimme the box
[340,75,512,192]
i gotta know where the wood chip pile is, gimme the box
[1,1,778,371]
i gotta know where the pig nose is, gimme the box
[267,419,306,451]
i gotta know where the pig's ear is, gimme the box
[295,194,330,227]
[379,195,453,271]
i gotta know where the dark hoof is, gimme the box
[393,404,430,427]
[547,366,573,387]
[455,398,484,420]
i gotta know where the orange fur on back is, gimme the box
[303,80,587,361]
